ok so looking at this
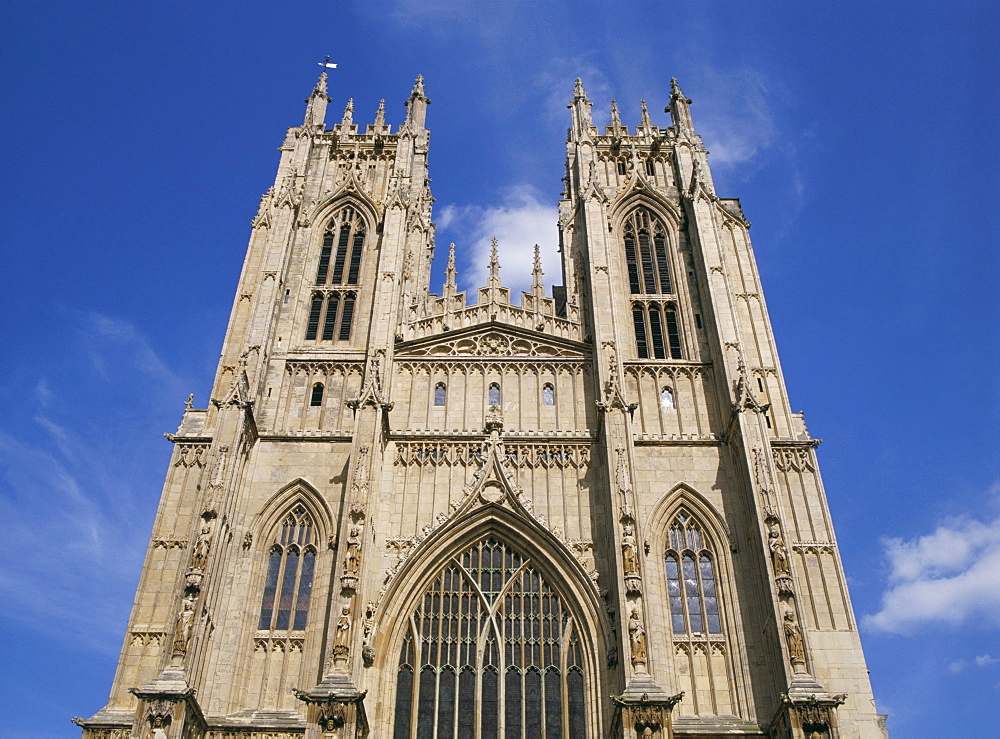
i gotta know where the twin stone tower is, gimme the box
[77,74,884,738]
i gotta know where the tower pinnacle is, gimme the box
[531,244,544,298]
[667,77,695,136]
[404,75,431,129]
[639,99,652,129]
[373,99,386,130]
[302,71,331,128]
[487,237,501,289]
[568,78,594,141]
[443,242,458,298]
[609,98,624,135]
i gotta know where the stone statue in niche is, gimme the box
[332,605,352,662]
[628,608,647,667]
[768,520,790,575]
[171,594,197,656]
[783,609,806,665]
[192,520,213,569]
[343,525,362,576]
[621,524,640,576]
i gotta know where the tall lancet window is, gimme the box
[633,302,683,359]
[623,207,673,295]
[393,537,588,738]
[258,506,316,632]
[315,205,365,286]
[664,510,735,717]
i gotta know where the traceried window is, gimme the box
[488,383,501,407]
[660,386,675,410]
[665,511,722,635]
[645,158,656,177]
[258,506,316,632]
[434,383,447,407]
[623,208,673,295]
[633,301,683,359]
[305,290,356,342]
[393,537,587,738]
[542,384,555,406]
[315,206,365,286]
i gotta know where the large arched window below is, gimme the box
[393,536,588,738]
[664,509,736,717]
[258,506,316,632]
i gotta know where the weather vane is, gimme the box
[318,55,338,70]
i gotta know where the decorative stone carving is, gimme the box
[783,608,806,666]
[332,605,351,664]
[628,608,648,670]
[768,519,790,575]
[170,594,197,658]
[341,524,363,590]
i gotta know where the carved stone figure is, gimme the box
[332,605,351,661]
[171,594,196,656]
[343,526,362,576]
[191,521,212,569]
[628,608,647,667]
[783,609,806,664]
[621,524,640,576]
[769,521,790,575]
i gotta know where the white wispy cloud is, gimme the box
[948,654,999,673]
[865,498,1000,634]
[437,185,560,299]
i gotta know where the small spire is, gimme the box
[443,242,458,298]
[670,77,689,102]
[373,99,386,129]
[666,77,694,135]
[569,78,594,141]
[639,99,652,129]
[610,99,622,128]
[532,244,544,298]
[412,74,427,97]
[340,98,354,127]
[315,71,328,95]
[404,75,430,129]
[574,78,586,98]
[488,237,501,288]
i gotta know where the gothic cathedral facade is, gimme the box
[77,74,884,738]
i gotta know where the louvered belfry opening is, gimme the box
[393,536,587,739]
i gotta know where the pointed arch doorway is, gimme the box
[391,535,590,738]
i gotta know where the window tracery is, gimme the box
[392,536,587,738]
[258,506,316,632]
[623,208,673,295]
[316,206,365,287]
[542,383,555,406]
[633,301,683,359]
[665,511,721,636]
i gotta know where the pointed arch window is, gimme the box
[316,205,365,287]
[661,386,675,410]
[488,383,501,407]
[623,208,673,295]
[542,383,555,406]
[434,383,447,407]
[665,511,722,635]
[392,537,588,738]
[258,506,316,632]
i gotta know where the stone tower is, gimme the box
[76,73,884,738]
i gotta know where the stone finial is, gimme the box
[373,99,386,129]
[610,98,622,129]
[488,238,501,288]
[532,244,544,298]
[315,71,328,95]
[569,78,594,140]
[639,99,652,129]
[341,98,354,127]
[443,242,458,298]
[573,77,587,99]
[411,74,427,98]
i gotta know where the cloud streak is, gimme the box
[865,498,1000,634]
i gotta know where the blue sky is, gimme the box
[2,2,998,736]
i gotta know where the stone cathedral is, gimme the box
[77,73,884,739]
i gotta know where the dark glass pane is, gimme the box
[258,548,281,629]
[481,668,498,738]
[321,293,339,341]
[646,158,656,176]
[316,232,333,285]
[275,549,298,630]
[624,232,641,293]
[544,669,563,738]
[338,294,355,341]
[568,668,586,738]
[671,598,686,633]
[458,668,475,736]
[654,235,672,293]
[638,230,657,293]
[347,230,364,284]
[332,224,350,284]
[438,668,456,737]
[393,665,414,739]
[305,294,323,340]
[633,307,648,358]
[434,384,446,406]
[489,384,501,406]
[524,668,542,737]
[648,307,666,359]
[417,666,436,739]
[666,309,682,359]
[310,383,324,407]
[707,613,722,634]
[505,669,522,739]
[293,550,314,630]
